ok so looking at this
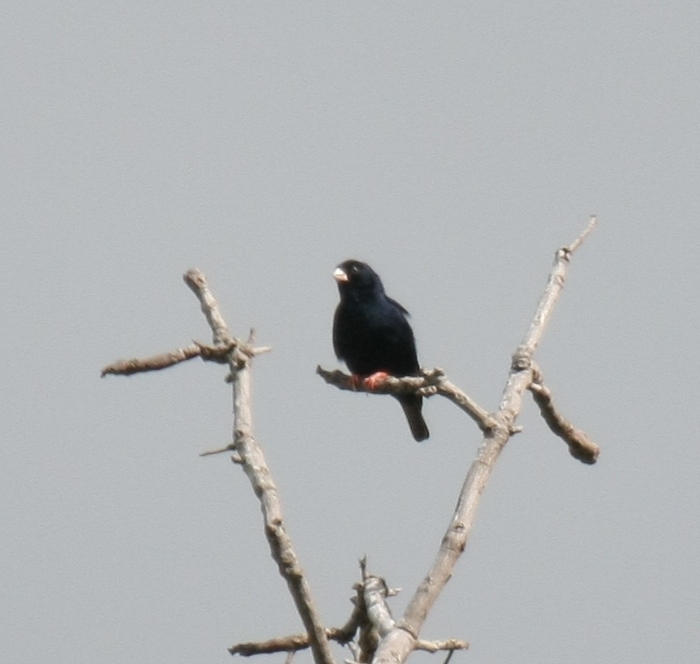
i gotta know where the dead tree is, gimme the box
[102,217,600,664]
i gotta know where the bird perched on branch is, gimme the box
[332,259,429,441]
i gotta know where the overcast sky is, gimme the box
[3,2,699,663]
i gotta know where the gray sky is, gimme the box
[3,2,699,662]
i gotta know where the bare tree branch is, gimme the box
[230,561,468,660]
[103,268,334,664]
[230,629,353,657]
[100,337,271,377]
[229,632,467,658]
[100,274,270,378]
[105,217,599,664]
[184,270,335,664]
[182,268,231,344]
[368,217,600,664]
[100,344,204,376]
[316,367,498,432]
[529,362,599,464]
[415,640,468,654]
[363,575,397,637]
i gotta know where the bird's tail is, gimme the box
[398,395,429,442]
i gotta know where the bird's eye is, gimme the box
[351,265,359,273]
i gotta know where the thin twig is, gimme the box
[371,218,599,664]
[183,268,231,344]
[198,443,236,457]
[431,374,499,431]
[567,215,598,254]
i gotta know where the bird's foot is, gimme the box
[363,372,391,390]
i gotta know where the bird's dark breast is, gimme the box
[333,300,419,377]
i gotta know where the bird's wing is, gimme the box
[386,296,410,317]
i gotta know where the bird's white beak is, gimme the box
[333,267,348,283]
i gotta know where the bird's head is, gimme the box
[333,260,384,298]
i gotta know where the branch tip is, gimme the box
[567,215,598,254]
[372,218,600,664]
[528,373,600,465]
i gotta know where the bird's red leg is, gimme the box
[363,371,391,390]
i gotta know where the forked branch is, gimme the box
[103,216,600,664]
[318,217,601,664]
[102,269,334,664]
[230,559,468,662]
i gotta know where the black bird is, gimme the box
[332,260,429,441]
